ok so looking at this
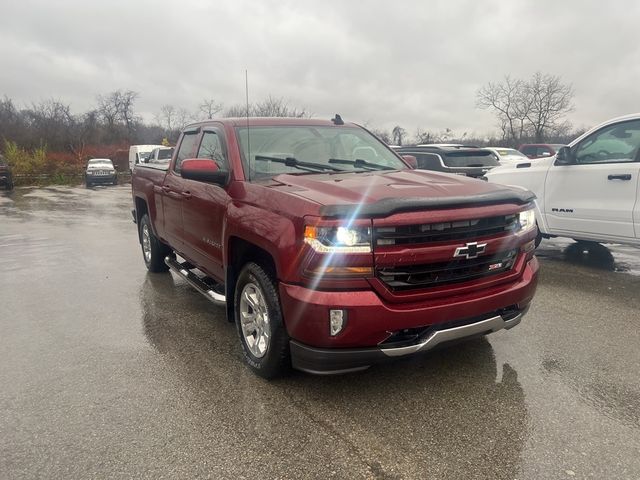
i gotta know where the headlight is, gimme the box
[86,171,94,175]
[518,208,536,232]
[304,225,371,253]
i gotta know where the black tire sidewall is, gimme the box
[139,213,170,272]
[234,263,289,378]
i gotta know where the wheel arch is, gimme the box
[225,236,278,323]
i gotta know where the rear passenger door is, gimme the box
[180,127,230,282]
[162,127,201,250]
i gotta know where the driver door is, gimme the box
[180,127,230,282]
[544,119,640,238]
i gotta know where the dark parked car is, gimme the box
[394,144,500,178]
[518,144,566,159]
[0,155,13,190]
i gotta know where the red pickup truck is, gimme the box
[132,117,539,378]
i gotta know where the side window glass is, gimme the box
[575,120,640,164]
[174,132,200,172]
[416,154,440,170]
[198,131,228,171]
[538,147,552,157]
[521,146,534,156]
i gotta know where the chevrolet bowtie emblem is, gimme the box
[453,241,487,259]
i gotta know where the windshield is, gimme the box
[236,126,407,180]
[495,148,527,158]
[442,151,500,167]
[157,148,173,160]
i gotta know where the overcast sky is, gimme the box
[1,0,638,136]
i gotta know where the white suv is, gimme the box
[485,113,640,247]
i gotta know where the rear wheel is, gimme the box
[139,214,171,272]
[234,262,290,379]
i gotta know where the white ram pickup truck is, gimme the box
[486,113,640,247]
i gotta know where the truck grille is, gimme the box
[377,249,518,291]
[374,214,518,246]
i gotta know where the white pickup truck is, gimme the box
[486,113,640,247]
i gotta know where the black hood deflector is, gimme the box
[319,188,536,218]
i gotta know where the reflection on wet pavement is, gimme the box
[140,271,527,479]
[536,237,640,276]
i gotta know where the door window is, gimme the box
[197,131,228,172]
[415,153,443,170]
[174,132,200,172]
[574,120,640,164]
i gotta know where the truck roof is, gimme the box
[185,117,360,128]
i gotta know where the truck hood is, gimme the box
[268,170,535,218]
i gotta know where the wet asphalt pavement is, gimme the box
[1,184,640,480]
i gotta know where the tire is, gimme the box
[534,228,543,248]
[573,239,600,247]
[113,177,118,185]
[234,262,290,379]
[139,213,171,272]
[86,181,92,188]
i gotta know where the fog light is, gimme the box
[329,309,346,336]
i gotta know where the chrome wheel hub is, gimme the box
[142,224,152,263]
[239,282,270,358]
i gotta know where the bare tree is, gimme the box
[175,107,193,130]
[523,72,574,142]
[198,98,223,120]
[476,75,529,143]
[96,92,119,129]
[23,99,75,150]
[157,104,176,132]
[392,126,406,145]
[224,104,249,118]
[414,128,436,145]
[253,96,308,117]
[224,96,309,118]
[477,73,573,144]
[96,90,139,138]
[369,128,391,144]
[117,90,139,135]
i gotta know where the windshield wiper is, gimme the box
[254,155,345,172]
[328,158,394,171]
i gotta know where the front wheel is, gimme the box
[234,262,290,379]
[139,213,171,272]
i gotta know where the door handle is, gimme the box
[161,185,171,192]
[607,174,632,181]
[181,191,192,199]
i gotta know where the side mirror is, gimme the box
[181,158,228,186]
[555,146,573,165]
[401,154,418,169]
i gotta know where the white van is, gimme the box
[129,145,164,171]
